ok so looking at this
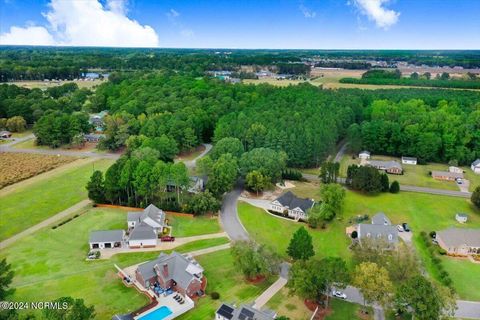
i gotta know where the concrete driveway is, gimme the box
[398,230,413,244]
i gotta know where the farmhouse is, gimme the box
[215,303,276,320]
[358,151,371,160]
[471,159,480,174]
[436,228,480,255]
[401,156,417,165]
[135,251,206,298]
[89,230,125,249]
[270,191,315,220]
[449,166,463,174]
[0,130,12,139]
[431,170,463,181]
[367,160,403,175]
[356,212,398,248]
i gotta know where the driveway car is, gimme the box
[160,235,175,242]
[397,224,404,232]
[402,223,411,232]
[332,290,347,299]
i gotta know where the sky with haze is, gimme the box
[1,0,479,49]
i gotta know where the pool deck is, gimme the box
[133,294,194,320]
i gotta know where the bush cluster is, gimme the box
[419,231,454,288]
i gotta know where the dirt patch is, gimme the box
[176,144,206,161]
[246,275,266,284]
[276,180,296,189]
[357,309,372,320]
[241,181,297,200]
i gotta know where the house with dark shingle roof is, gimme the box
[215,303,276,320]
[135,251,205,298]
[356,212,398,248]
[366,160,403,175]
[270,191,315,221]
[436,228,480,255]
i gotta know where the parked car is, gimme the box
[332,290,347,299]
[397,224,404,232]
[87,251,98,259]
[402,223,411,232]
[160,235,175,242]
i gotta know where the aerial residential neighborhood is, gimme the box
[1,1,480,320]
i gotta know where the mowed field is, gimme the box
[239,189,480,300]
[0,152,75,188]
[0,158,113,241]
[0,207,229,319]
[7,79,105,90]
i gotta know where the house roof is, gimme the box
[140,204,166,228]
[431,171,464,179]
[358,224,398,244]
[359,151,370,155]
[472,159,480,167]
[216,303,275,320]
[456,213,468,218]
[371,212,391,226]
[0,130,11,135]
[137,251,203,290]
[367,160,402,170]
[436,228,480,247]
[89,230,124,243]
[402,156,417,161]
[128,223,157,241]
[127,212,142,222]
[274,191,315,213]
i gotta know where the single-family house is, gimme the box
[188,176,207,194]
[83,133,105,143]
[89,230,125,249]
[135,251,206,298]
[401,156,417,165]
[471,159,480,174]
[359,151,371,160]
[367,160,403,175]
[436,228,480,255]
[449,166,463,174]
[215,303,276,320]
[0,130,12,139]
[270,191,315,221]
[127,204,166,248]
[356,212,398,248]
[455,213,468,223]
[431,171,463,181]
[89,110,108,131]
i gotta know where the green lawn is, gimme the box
[290,180,322,201]
[266,287,313,319]
[178,249,275,320]
[1,207,230,319]
[0,159,113,241]
[167,214,221,237]
[441,257,480,301]
[325,299,372,320]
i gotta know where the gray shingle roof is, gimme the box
[89,230,124,243]
[140,204,166,227]
[472,159,480,167]
[216,304,276,320]
[371,212,391,226]
[358,224,398,244]
[367,160,402,170]
[275,191,314,213]
[127,212,142,222]
[402,156,417,161]
[128,223,157,241]
[431,171,464,179]
[436,228,480,247]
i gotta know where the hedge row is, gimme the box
[419,231,454,289]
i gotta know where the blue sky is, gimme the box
[1,0,479,49]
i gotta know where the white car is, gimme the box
[397,224,404,232]
[332,290,347,299]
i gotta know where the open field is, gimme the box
[239,188,480,299]
[0,152,75,188]
[178,249,274,320]
[0,159,113,241]
[289,180,322,201]
[0,207,230,319]
[339,154,479,191]
[7,79,106,90]
[167,214,221,237]
[11,137,100,152]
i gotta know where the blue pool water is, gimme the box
[138,306,173,320]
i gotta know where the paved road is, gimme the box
[456,300,480,319]
[399,185,471,198]
[219,181,250,241]
[0,199,92,249]
[182,143,212,169]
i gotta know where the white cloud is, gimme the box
[167,9,180,19]
[0,0,159,47]
[352,0,399,29]
[299,4,316,18]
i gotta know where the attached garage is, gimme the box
[89,230,125,250]
[127,223,158,248]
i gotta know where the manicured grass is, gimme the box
[0,159,113,241]
[266,287,313,319]
[11,138,50,149]
[290,180,322,201]
[325,299,372,320]
[238,201,352,261]
[441,257,480,301]
[1,207,230,319]
[178,249,275,320]
[167,214,221,237]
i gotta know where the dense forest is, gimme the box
[1,47,480,81]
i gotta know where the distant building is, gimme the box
[89,111,108,131]
[0,130,12,139]
[431,171,463,181]
[358,151,371,160]
[83,133,105,143]
[449,166,463,174]
[471,159,480,174]
[270,191,315,221]
[367,160,403,175]
[215,303,276,320]
[455,213,468,224]
[436,228,480,255]
[401,156,417,165]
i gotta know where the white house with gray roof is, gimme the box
[356,212,398,248]
[436,228,480,255]
[215,303,276,320]
[471,159,480,174]
[89,230,125,250]
[270,191,315,221]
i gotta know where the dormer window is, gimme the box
[366,233,371,238]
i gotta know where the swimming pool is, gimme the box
[137,306,173,320]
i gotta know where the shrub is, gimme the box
[95,251,101,259]
[429,231,436,238]
[438,248,447,255]
[210,292,220,300]
[52,226,57,229]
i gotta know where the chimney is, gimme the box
[162,263,168,277]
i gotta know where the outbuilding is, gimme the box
[89,230,125,249]
[401,156,417,165]
[471,159,480,174]
[359,151,371,160]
